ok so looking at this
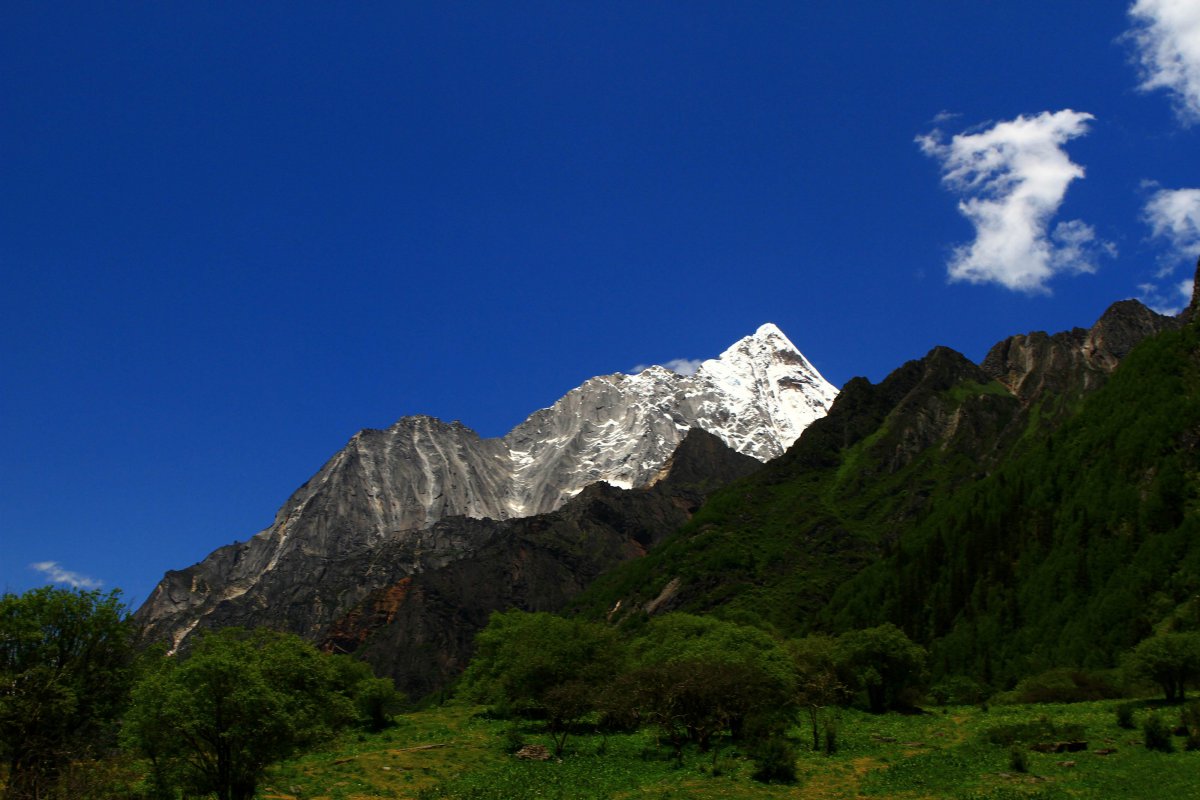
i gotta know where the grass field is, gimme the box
[259,699,1200,800]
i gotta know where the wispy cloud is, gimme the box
[631,358,704,376]
[931,110,962,126]
[30,561,103,590]
[917,110,1112,293]
[1128,0,1200,125]
[1139,185,1200,312]
[1144,186,1200,263]
[1138,277,1195,315]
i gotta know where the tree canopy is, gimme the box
[122,627,357,800]
[459,610,624,710]
[630,614,794,690]
[0,587,133,800]
[1125,631,1200,703]
[837,623,928,713]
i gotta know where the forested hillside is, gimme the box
[572,291,1200,690]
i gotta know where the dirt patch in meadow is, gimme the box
[790,755,883,799]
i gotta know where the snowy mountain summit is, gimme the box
[502,323,837,515]
[137,323,836,648]
[671,322,838,462]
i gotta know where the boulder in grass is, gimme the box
[515,745,552,761]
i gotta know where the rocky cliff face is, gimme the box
[981,300,1181,402]
[136,324,834,651]
[325,430,761,697]
[140,431,759,698]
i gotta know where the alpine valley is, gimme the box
[136,272,1200,698]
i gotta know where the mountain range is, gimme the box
[137,267,1200,696]
[135,323,837,683]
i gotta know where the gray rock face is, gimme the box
[981,300,1180,402]
[141,430,759,699]
[324,429,762,697]
[136,324,836,651]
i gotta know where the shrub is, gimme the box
[355,676,405,732]
[1143,712,1174,752]
[1115,702,1137,730]
[1180,701,1200,751]
[710,756,737,777]
[995,668,1123,704]
[1008,745,1029,773]
[929,675,991,705]
[984,717,1085,746]
[751,738,797,784]
[824,717,839,755]
[502,725,524,754]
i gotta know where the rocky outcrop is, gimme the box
[778,345,1010,477]
[981,300,1180,402]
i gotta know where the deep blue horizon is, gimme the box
[3,2,1198,607]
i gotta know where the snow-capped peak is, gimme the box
[498,323,838,515]
[686,323,836,462]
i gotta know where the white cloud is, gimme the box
[30,561,103,590]
[1139,186,1200,312]
[661,358,703,376]
[630,358,704,376]
[1138,277,1195,315]
[1128,0,1200,125]
[918,110,1112,293]
[1144,186,1200,260]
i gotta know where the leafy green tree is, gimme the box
[626,614,796,756]
[0,587,133,800]
[789,634,847,750]
[630,613,796,699]
[1125,631,1200,703]
[353,675,405,733]
[542,680,593,757]
[837,623,928,713]
[459,611,624,712]
[327,654,405,732]
[122,628,355,800]
[625,658,783,760]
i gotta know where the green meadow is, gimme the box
[261,700,1199,800]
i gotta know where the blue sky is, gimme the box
[3,2,1199,607]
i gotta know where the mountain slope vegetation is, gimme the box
[571,297,1198,689]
